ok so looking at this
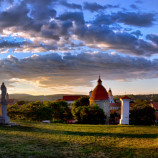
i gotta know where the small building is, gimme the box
[120,95,130,125]
[150,102,158,122]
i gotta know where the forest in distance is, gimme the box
[8,93,158,102]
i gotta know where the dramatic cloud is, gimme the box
[60,1,82,10]
[114,12,155,27]
[75,25,158,56]
[0,0,157,95]
[58,12,84,25]
[130,4,138,10]
[1,52,158,88]
[146,34,158,45]
[84,2,119,12]
[93,12,155,27]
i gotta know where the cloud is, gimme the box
[75,25,158,56]
[131,30,143,37]
[0,1,30,28]
[60,1,82,10]
[0,0,157,58]
[1,52,158,88]
[0,36,31,49]
[93,11,155,27]
[113,12,155,27]
[130,4,138,9]
[57,12,84,25]
[84,2,119,12]
[146,34,158,45]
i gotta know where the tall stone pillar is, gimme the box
[0,83,10,124]
[120,96,130,125]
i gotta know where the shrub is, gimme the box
[7,100,72,122]
[72,104,106,124]
[7,103,21,120]
[44,101,72,122]
[130,105,155,125]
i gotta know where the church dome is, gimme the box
[90,76,109,101]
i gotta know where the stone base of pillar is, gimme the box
[0,116,5,124]
[0,116,10,124]
[120,118,129,125]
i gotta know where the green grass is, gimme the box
[0,121,158,158]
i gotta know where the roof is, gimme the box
[110,103,121,107]
[120,95,131,100]
[63,95,84,101]
[90,76,109,101]
[151,102,158,110]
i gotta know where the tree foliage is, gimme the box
[72,96,106,124]
[72,96,89,108]
[7,100,72,122]
[130,103,155,125]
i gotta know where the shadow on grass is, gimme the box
[0,125,157,139]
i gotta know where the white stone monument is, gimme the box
[0,83,10,124]
[120,95,130,125]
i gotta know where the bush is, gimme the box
[45,101,72,122]
[72,96,89,108]
[72,104,106,124]
[7,100,72,122]
[7,103,21,120]
[130,104,155,125]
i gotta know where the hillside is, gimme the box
[8,94,86,101]
[0,121,157,158]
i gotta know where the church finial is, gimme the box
[97,75,102,85]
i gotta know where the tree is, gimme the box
[72,100,106,124]
[45,101,72,122]
[72,96,89,108]
[130,104,155,125]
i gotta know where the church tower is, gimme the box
[89,76,110,123]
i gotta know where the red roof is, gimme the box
[90,85,109,101]
[120,95,131,100]
[63,95,84,101]
[110,103,121,107]
[90,76,109,101]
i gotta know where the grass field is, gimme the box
[0,121,158,158]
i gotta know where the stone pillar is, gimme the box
[120,96,130,125]
[0,83,10,124]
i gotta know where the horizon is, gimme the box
[0,0,158,95]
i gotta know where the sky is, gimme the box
[0,0,158,95]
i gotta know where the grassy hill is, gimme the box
[0,121,157,158]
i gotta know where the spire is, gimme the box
[97,75,102,85]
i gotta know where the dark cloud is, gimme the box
[0,1,30,28]
[113,12,155,27]
[93,14,114,25]
[131,30,143,37]
[146,34,158,45]
[1,52,158,87]
[135,0,143,4]
[0,38,30,49]
[74,24,158,56]
[130,4,138,9]
[93,11,155,27]
[0,0,156,58]
[60,1,82,10]
[84,2,119,12]
[57,12,84,24]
